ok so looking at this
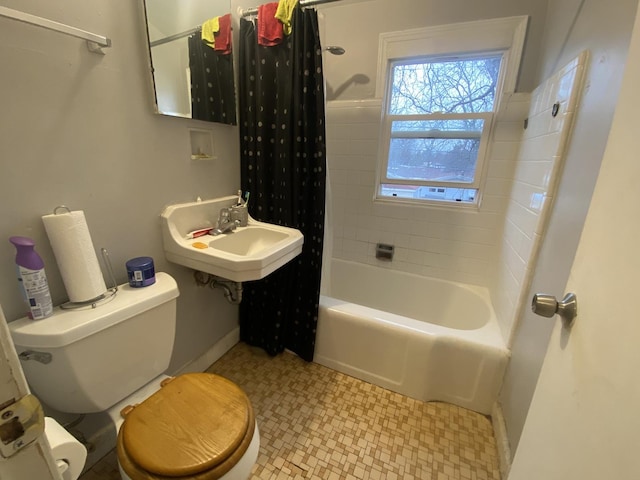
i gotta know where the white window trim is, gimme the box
[374,16,528,208]
[375,16,528,99]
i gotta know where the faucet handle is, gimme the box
[218,208,230,223]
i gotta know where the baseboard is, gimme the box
[491,401,511,479]
[175,327,240,375]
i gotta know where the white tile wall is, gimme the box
[325,52,587,345]
[325,95,529,287]
[492,53,588,342]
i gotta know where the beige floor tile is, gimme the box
[80,343,500,479]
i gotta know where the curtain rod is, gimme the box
[240,0,342,18]
[150,26,200,48]
[151,0,343,47]
[0,6,111,54]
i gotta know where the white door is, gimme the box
[508,4,640,479]
[0,305,60,480]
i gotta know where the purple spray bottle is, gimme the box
[9,236,53,319]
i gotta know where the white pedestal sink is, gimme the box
[160,196,304,282]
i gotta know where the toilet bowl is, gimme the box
[117,373,259,480]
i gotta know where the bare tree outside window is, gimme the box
[389,56,501,115]
[380,55,502,203]
[388,57,500,182]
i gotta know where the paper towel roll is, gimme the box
[44,417,87,480]
[42,210,107,303]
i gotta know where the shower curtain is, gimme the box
[238,7,326,361]
[188,34,237,125]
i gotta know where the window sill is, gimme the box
[374,195,481,211]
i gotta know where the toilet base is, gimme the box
[118,422,260,480]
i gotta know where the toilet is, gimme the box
[9,272,259,480]
[117,373,259,480]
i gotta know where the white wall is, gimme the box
[500,0,639,461]
[318,0,549,98]
[318,0,549,288]
[326,98,526,286]
[0,0,241,374]
[492,55,586,342]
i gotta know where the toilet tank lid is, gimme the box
[9,272,179,349]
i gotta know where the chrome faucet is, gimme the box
[212,208,239,236]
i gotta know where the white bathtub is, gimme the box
[315,259,509,414]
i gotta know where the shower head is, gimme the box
[325,45,346,55]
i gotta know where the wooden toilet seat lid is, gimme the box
[120,373,252,477]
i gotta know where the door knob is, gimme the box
[531,292,577,326]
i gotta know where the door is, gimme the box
[0,305,60,480]
[508,4,640,479]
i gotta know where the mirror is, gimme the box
[142,0,237,125]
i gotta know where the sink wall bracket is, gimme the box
[194,271,243,304]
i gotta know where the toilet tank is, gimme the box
[9,272,179,414]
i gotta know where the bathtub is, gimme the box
[315,259,509,414]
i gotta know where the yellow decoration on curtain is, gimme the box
[275,0,298,36]
[201,17,220,48]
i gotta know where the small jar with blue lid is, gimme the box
[126,257,156,287]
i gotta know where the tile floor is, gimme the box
[79,342,500,479]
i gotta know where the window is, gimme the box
[375,17,528,206]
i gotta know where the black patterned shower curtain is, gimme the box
[238,7,326,361]
[188,34,237,124]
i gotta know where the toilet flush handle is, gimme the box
[18,350,52,364]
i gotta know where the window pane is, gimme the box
[388,139,479,182]
[380,184,478,203]
[387,119,484,183]
[389,56,501,115]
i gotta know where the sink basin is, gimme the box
[161,196,304,282]
[209,227,289,256]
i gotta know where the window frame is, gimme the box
[374,16,528,207]
[380,101,495,190]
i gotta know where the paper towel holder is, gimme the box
[47,206,118,310]
[60,247,118,310]
[53,205,72,215]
